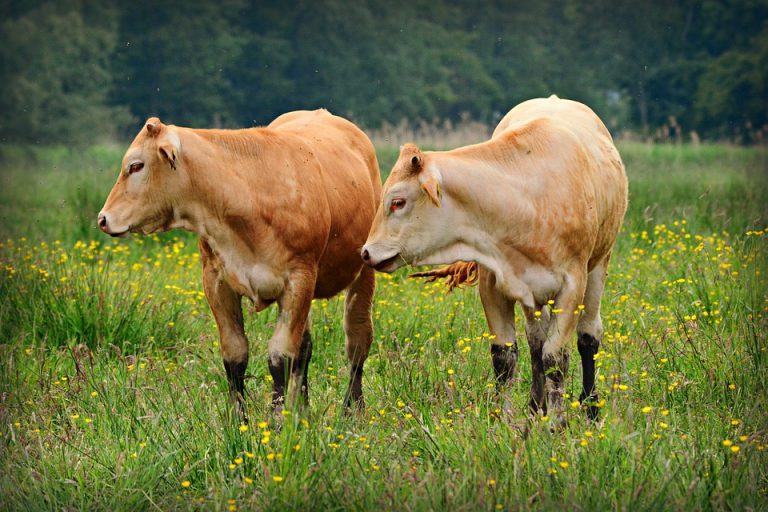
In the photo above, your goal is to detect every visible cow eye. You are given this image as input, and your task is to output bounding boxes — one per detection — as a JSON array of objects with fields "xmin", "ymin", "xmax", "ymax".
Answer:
[
  {"xmin": 389, "ymin": 198, "xmax": 406, "ymax": 213},
  {"xmin": 128, "ymin": 162, "xmax": 144, "ymax": 174}
]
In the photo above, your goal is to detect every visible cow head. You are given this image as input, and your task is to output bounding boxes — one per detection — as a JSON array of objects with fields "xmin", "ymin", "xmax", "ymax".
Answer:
[
  {"xmin": 362, "ymin": 143, "xmax": 455, "ymax": 272},
  {"xmin": 98, "ymin": 117, "xmax": 183, "ymax": 237}
]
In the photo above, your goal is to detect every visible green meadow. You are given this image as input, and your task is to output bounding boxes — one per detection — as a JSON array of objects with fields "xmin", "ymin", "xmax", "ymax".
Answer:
[{"xmin": 0, "ymin": 142, "xmax": 766, "ymax": 510}]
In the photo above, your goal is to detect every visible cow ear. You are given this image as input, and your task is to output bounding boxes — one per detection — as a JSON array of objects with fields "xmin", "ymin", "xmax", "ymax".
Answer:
[
  {"xmin": 158, "ymin": 144, "xmax": 178, "ymax": 170},
  {"xmin": 420, "ymin": 175, "xmax": 441, "ymax": 207},
  {"xmin": 156, "ymin": 128, "xmax": 181, "ymax": 170},
  {"xmin": 410, "ymin": 154, "xmax": 423, "ymax": 172}
]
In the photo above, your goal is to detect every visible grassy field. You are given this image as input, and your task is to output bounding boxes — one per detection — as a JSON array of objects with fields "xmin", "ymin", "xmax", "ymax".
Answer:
[{"xmin": 0, "ymin": 142, "xmax": 766, "ymax": 510}]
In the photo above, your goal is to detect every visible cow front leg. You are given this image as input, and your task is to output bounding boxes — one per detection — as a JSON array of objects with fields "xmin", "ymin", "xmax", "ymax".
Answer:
[
  {"xmin": 541, "ymin": 271, "xmax": 586, "ymax": 430},
  {"xmin": 542, "ymin": 349, "xmax": 570, "ymax": 430},
  {"xmin": 267, "ymin": 267, "xmax": 316, "ymax": 415},
  {"xmin": 479, "ymin": 269, "xmax": 518, "ymax": 415},
  {"xmin": 523, "ymin": 306, "xmax": 549, "ymax": 417},
  {"xmin": 201, "ymin": 241, "xmax": 249, "ymax": 420},
  {"xmin": 342, "ymin": 266, "xmax": 375, "ymax": 411}
]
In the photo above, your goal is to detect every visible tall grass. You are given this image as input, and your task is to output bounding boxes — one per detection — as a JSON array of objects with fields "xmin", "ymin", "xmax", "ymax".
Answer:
[{"xmin": 0, "ymin": 142, "xmax": 766, "ymax": 510}]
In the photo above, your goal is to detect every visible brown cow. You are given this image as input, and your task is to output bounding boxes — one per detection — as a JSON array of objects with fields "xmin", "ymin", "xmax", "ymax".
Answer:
[
  {"xmin": 98, "ymin": 109, "xmax": 382, "ymax": 415},
  {"xmin": 362, "ymin": 96, "xmax": 628, "ymax": 427}
]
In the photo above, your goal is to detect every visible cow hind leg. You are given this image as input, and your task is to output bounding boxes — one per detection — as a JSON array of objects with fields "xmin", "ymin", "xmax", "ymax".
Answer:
[
  {"xmin": 201, "ymin": 241, "xmax": 249, "ymax": 421},
  {"xmin": 297, "ymin": 324, "xmax": 313, "ymax": 405},
  {"xmin": 479, "ymin": 270, "xmax": 518, "ymax": 414},
  {"xmin": 342, "ymin": 266, "xmax": 375, "ymax": 412},
  {"xmin": 577, "ymin": 256, "xmax": 609, "ymax": 420}
]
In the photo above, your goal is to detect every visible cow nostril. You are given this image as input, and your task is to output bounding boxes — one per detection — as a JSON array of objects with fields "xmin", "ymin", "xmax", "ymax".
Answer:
[
  {"xmin": 98, "ymin": 215, "xmax": 107, "ymax": 228},
  {"xmin": 362, "ymin": 249, "xmax": 370, "ymax": 261}
]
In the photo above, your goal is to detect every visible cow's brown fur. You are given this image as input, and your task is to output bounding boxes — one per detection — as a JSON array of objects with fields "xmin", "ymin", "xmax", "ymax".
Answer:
[
  {"xmin": 99, "ymin": 109, "xmax": 382, "ymax": 414},
  {"xmin": 363, "ymin": 96, "xmax": 628, "ymax": 427}
]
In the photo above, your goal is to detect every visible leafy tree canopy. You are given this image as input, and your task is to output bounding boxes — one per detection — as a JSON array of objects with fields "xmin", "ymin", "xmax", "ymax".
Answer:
[{"xmin": 1, "ymin": 0, "xmax": 766, "ymax": 145}]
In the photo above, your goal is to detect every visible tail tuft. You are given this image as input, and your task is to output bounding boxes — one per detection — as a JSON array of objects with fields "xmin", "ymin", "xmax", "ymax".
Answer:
[{"xmin": 409, "ymin": 262, "xmax": 479, "ymax": 292}]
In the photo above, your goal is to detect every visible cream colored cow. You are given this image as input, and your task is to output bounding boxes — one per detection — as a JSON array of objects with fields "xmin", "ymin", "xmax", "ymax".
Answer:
[
  {"xmin": 99, "ymin": 110, "xmax": 382, "ymax": 415},
  {"xmin": 362, "ymin": 96, "xmax": 628, "ymax": 426}
]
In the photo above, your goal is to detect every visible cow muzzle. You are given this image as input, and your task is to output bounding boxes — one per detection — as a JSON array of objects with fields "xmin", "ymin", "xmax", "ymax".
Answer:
[
  {"xmin": 361, "ymin": 245, "xmax": 402, "ymax": 272},
  {"xmin": 97, "ymin": 212, "xmax": 129, "ymax": 237}
]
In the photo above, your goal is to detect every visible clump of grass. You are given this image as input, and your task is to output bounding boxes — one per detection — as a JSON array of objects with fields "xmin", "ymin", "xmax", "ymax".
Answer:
[
  {"xmin": 620, "ymin": 142, "xmax": 768, "ymax": 233},
  {"xmin": 0, "ymin": 237, "xmax": 208, "ymax": 353}
]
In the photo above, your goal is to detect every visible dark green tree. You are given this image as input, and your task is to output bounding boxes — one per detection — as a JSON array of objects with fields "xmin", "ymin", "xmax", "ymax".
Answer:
[
  {"xmin": 695, "ymin": 26, "xmax": 768, "ymax": 141},
  {"xmin": 111, "ymin": 0, "xmax": 246, "ymax": 131},
  {"xmin": 0, "ymin": 0, "xmax": 131, "ymax": 145}
]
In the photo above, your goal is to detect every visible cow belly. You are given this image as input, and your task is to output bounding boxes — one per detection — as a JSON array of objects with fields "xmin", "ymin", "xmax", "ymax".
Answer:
[
  {"xmin": 313, "ymin": 201, "xmax": 375, "ymax": 298},
  {"xmin": 224, "ymin": 263, "xmax": 284, "ymax": 308},
  {"xmin": 521, "ymin": 265, "xmax": 564, "ymax": 305},
  {"xmin": 314, "ymin": 253, "xmax": 364, "ymax": 298}
]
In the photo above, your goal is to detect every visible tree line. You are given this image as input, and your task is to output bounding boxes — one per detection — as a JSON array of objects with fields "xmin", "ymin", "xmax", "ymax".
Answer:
[{"xmin": 1, "ymin": 0, "xmax": 766, "ymax": 145}]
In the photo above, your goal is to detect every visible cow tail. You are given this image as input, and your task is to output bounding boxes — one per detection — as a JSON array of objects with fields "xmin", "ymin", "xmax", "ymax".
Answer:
[{"xmin": 409, "ymin": 262, "xmax": 479, "ymax": 292}]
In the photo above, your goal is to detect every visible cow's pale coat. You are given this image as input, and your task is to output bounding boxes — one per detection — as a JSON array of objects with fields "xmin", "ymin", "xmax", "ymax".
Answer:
[{"xmin": 362, "ymin": 96, "xmax": 628, "ymax": 425}]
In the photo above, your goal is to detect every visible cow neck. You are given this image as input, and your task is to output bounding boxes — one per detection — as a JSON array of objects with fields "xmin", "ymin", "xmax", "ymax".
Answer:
[
  {"xmin": 429, "ymin": 145, "xmax": 538, "ymax": 252},
  {"xmin": 171, "ymin": 127, "xmax": 261, "ymax": 256}
]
